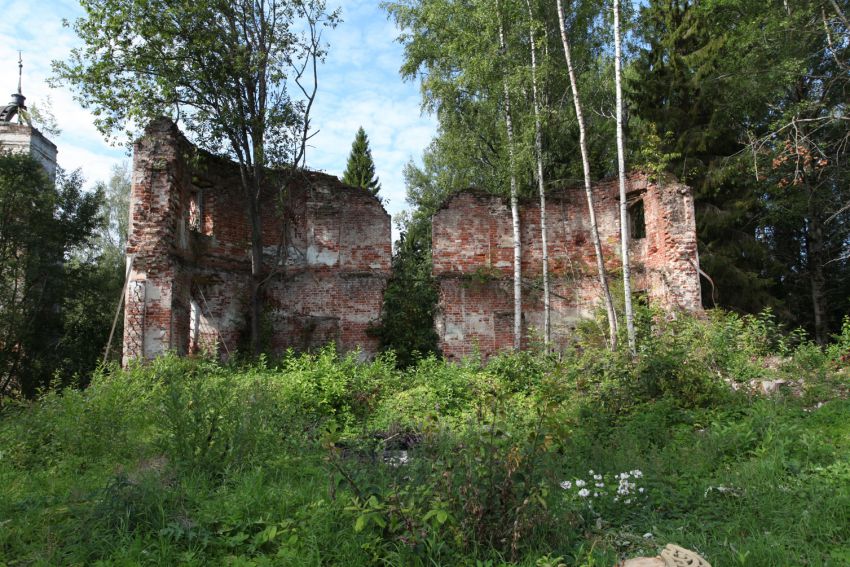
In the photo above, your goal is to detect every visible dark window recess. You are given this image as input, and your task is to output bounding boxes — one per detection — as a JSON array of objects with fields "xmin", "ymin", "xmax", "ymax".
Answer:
[
  {"xmin": 188, "ymin": 189, "xmax": 203, "ymax": 232},
  {"xmin": 628, "ymin": 199, "xmax": 646, "ymax": 240}
]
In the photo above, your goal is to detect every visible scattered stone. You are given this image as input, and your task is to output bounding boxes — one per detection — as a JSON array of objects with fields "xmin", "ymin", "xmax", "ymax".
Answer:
[
  {"xmin": 703, "ymin": 485, "xmax": 741, "ymax": 498},
  {"xmin": 620, "ymin": 544, "xmax": 710, "ymax": 567},
  {"xmin": 660, "ymin": 544, "xmax": 711, "ymax": 566},
  {"xmin": 620, "ymin": 558, "xmax": 664, "ymax": 567},
  {"xmin": 759, "ymin": 379, "xmax": 789, "ymax": 395},
  {"xmin": 382, "ymin": 449, "xmax": 409, "ymax": 467}
]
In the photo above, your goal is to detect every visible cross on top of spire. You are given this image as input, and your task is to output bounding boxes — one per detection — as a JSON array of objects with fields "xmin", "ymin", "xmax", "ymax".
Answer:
[{"xmin": 1, "ymin": 52, "xmax": 27, "ymax": 122}]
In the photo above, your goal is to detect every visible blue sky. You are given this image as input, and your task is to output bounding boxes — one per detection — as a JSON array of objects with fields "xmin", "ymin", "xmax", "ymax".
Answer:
[{"xmin": 0, "ymin": 0, "xmax": 436, "ymax": 235}]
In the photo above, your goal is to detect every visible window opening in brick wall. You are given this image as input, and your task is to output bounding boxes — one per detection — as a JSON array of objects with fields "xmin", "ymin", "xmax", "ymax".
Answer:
[
  {"xmin": 628, "ymin": 199, "xmax": 646, "ymax": 240},
  {"xmin": 188, "ymin": 189, "xmax": 203, "ymax": 232},
  {"xmin": 189, "ymin": 297, "xmax": 200, "ymax": 353}
]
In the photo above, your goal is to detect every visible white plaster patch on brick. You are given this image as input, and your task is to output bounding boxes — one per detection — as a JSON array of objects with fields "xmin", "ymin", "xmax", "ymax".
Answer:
[
  {"xmin": 144, "ymin": 327, "xmax": 168, "ymax": 356},
  {"xmin": 443, "ymin": 321, "xmax": 465, "ymax": 342},
  {"xmin": 306, "ymin": 244, "xmax": 339, "ymax": 266},
  {"xmin": 123, "ymin": 119, "xmax": 391, "ymax": 363}
]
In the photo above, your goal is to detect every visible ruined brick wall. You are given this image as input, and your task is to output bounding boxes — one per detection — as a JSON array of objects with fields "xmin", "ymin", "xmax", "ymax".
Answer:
[
  {"xmin": 123, "ymin": 118, "xmax": 391, "ymax": 363},
  {"xmin": 432, "ymin": 173, "xmax": 702, "ymax": 359}
]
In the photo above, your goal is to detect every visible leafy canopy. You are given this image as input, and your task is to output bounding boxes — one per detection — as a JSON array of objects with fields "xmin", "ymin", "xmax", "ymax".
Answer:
[
  {"xmin": 53, "ymin": 0, "xmax": 338, "ymax": 168},
  {"xmin": 0, "ymin": 154, "xmax": 101, "ymax": 398}
]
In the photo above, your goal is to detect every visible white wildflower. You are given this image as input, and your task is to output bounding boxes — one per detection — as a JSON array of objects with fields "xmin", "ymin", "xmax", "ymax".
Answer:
[
  {"xmin": 578, "ymin": 488, "xmax": 590, "ymax": 498},
  {"xmin": 560, "ymin": 480, "xmax": 572, "ymax": 490},
  {"xmin": 575, "ymin": 479, "xmax": 586, "ymax": 487},
  {"xmin": 595, "ymin": 482, "xmax": 605, "ymax": 488},
  {"xmin": 704, "ymin": 485, "xmax": 739, "ymax": 498}
]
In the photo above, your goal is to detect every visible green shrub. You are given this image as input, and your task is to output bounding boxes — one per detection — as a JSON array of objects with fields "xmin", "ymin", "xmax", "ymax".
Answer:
[
  {"xmin": 1, "ymin": 310, "xmax": 848, "ymax": 565},
  {"xmin": 335, "ymin": 390, "xmax": 567, "ymax": 563},
  {"xmin": 369, "ymin": 356, "xmax": 491, "ymax": 430}
]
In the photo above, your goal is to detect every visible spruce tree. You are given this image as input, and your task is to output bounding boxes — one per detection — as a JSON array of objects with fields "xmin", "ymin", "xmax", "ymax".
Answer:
[{"xmin": 342, "ymin": 127, "xmax": 381, "ymax": 197}]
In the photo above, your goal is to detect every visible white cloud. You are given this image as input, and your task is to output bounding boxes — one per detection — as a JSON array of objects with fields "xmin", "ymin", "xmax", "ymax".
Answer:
[
  {"xmin": 0, "ymin": 1, "xmax": 125, "ymax": 188},
  {"xmin": 58, "ymin": 144, "xmax": 127, "ymax": 187},
  {"xmin": 306, "ymin": 1, "xmax": 436, "ymax": 240}
]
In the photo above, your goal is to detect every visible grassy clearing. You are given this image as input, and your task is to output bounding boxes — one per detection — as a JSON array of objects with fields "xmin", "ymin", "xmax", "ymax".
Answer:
[{"xmin": 1, "ymin": 310, "xmax": 848, "ymax": 566}]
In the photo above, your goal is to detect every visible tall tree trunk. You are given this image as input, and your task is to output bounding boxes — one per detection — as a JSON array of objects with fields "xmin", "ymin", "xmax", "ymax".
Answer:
[
  {"xmin": 238, "ymin": 162, "xmax": 265, "ymax": 357},
  {"xmin": 525, "ymin": 0, "xmax": 550, "ymax": 345},
  {"xmin": 807, "ymin": 195, "xmax": 828, "ymax": 344},
  {"xmin": 248, "ymin": 196, "xmax": 264, "ymax": 356},
  {"xmin": 614, "ymin": 0, "xmax": 636, "ymax": 355},
  {"xmin": 498, "ymin": 12, "xmax": 523, "ymax": 351},
  {"xmin": 556, "ymin": 0, "xmax": 618, "ymax": 350}
]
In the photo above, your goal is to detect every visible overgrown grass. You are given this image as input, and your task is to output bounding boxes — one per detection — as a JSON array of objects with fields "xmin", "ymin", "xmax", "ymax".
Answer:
[{"xmin": 1, "ymin": 310, "xmax": 848, "ymax": 565}]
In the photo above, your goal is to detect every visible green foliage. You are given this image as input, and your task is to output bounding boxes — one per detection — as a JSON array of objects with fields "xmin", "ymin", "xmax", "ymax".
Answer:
[
  {"xmin": 333, "ymin": 384, "xmax": 560, "ymax": 563},
  {"xmin": 629, "ymin": 121, "xmax": 680, "ymax": 179},
  {"xmin": 341, "ymin": 126, "xmax": 381, "ymax": 197},
  {"xmin": 385, "ymin": 0, "xmax": 619, "ymax": 206},
  {"xmin": 58, "ymin": 162, "xmax": 132, "ymax": 380},
  {"xmin": 0, "ymin": 154, "xmax": 102, "ymax": 399},
  {"xmin": 628, "ymin": 0, "xmax": 850, "ymax": 340},
  {"xmin": 372, "ymin": 219, "xmax": 441, "ymax": 368},
  {"xmin": 1, "ymin": 312, "xmax": 849, "ymax": 564},
  {"xmin": 372, "ymin": 154, "xmax": 446, "ymax": 368},
  {"xmin": 25, "ymin": 95, "xmax": 62, "ymax": 137},
  {"xmin": 53, "ymin": 0, "xmax": 338, "ymax": 164}
]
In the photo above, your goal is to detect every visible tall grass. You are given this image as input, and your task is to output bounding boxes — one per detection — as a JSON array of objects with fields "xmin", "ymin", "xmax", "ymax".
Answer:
[{"xmin": 0, "ymin": 311, "xmax": 848, "ymax": 565}]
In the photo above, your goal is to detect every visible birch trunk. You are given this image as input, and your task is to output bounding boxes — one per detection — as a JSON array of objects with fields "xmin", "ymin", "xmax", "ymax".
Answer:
[
  {"xmin": 525, "ymin": 0, "xmax": 550, "ymax": 345},
  {"xmin": 614, "ymin": 0, "xmax": 636, "ymax": 354},
  {"xmin": 498, "ymin": 13, "xmax": 523, "ymax": 351},
  {"xmin": 556, "ymin": 0, "xmax": 618, "ymax": 349}
]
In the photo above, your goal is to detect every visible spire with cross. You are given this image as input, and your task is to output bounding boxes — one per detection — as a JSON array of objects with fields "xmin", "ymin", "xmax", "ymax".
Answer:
[{"xmin": 1, "ymin": 52, "xmax": 27, "ymax": 122}]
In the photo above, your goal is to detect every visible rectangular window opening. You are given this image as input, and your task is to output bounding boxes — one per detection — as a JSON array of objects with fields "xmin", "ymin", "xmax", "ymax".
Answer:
[
  {"xmin": 188, "ymin": 189, "xmax": 203, "ymax": 233},
  {"xmin": 628, "ymin": 199, "xmax": 646, "ymax": 240},
  {"xmin": 189, "ymin": 298, "xmax": 201, "ymax": 354}
]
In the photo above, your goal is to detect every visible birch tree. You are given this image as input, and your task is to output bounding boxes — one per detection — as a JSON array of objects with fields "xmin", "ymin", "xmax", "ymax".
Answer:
[
  {"xmin": 613, "ymin": 0, "xmax": 636, "ymax": 354},
  {"xmin": 525, "ymin": 0, "xmax": 550, "ymax": 345},
  {"xmin": 387, "ymin": 0, "xmax": 527, "ymax": 350},
  {"xmin": 498, "ymin": 1, "xmax": 523, "ymax": 351},
  {"xmin": 556, "ymin": 0, "xmax": 618, "ymax": 349}
]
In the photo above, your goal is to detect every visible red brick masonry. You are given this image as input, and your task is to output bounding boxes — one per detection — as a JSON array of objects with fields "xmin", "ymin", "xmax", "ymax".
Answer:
[
  {"xmin": 123, "ymin": 120, "xmax": 700, "ymax": 363},
  {"xmin": 432, "ymin": 175, "xmax": 702, "ymax": 359},
  {"xmin": 123, "ymin": 119, "xmax": 391, "ymax": 363}
]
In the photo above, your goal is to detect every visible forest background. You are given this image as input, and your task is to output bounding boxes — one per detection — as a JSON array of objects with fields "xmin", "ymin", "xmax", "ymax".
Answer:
[
  {"xmin": 1, "ymin": 1, "xmax": 850, "ymax": 565},
  {"xmin": 1, "ymin": 0, "xmax": 849, "ymax": 393}
]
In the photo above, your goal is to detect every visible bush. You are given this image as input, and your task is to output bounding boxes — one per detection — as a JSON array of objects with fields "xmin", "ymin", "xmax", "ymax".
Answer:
[
  {"xmin": 2, "ymin": 307, "xmax": 848, "ymax": 565},
  {"xmin": 334, "ymin": 389, "xmax": 566, "ymax": 563}
]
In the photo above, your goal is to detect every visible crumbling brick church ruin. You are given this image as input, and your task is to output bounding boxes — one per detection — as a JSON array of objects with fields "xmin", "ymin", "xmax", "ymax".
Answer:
[
  {"xmin": 432, "ymin": 175, "xmax": 703, "ymax": 359},
  {"xmin": 122, "ymin": 119, "xmax": 391, "ymax": 363},
  {"xmin": 122, "ymin": 120, "xmax": 701, "ymax": 363}
]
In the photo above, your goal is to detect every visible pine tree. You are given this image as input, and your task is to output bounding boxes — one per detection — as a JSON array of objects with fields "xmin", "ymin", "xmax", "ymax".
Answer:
[{"xmin": 342, "ymin": 127, "xmax": 381, "ymax": 197}]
